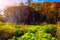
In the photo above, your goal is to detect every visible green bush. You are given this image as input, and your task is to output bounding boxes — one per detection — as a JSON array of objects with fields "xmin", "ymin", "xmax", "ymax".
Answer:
[
  {"xmin": 15, "ymin": 28, "xmax": 23, "ymax": 37},
  {"xmin": 9, "ymin": 25, "xmax": 56, "ymax": 40},
  {"xmin": 0, "ymin": 23, "xmax": 16, "ymax": 39}
]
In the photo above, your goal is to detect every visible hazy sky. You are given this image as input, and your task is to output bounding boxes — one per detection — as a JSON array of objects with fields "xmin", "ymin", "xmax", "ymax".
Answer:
[
  {"xmin": 0, "ymin": 0, "xmax": 60, "ymax": 10},
  {"xmin": 0, "ymin": 0, "xmax": 27, "ymax": 10},
  {"xmin": 0, "ymin": 0, "xmax": 27, "ymax": 15},
  {"xmin": 0, "ymin": 0, "xmax": 43, "ymax": 9}
]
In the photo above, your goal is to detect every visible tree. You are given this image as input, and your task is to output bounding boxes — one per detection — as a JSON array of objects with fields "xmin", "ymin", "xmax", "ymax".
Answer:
[
  {"xmin": 50, "ymin": 2, "xmax": 57, "ymax": 23},
  {"xmin": 4, "ymin": 6, "xmax": 28, "ymax": 24},
  {"xmin": 0, "ymin": 14, "xmax": 4, "ymax": 22},
  {"xmin": 4, "ymin": 5, "xmax": 40, "ymax": 24},
  {"xmin": 18, "ymin": 2, "xmax": 25, "ymax": 7},
  {"xmin": 27, "ymin": 0, "xmax": 32, "ymax": 6}
]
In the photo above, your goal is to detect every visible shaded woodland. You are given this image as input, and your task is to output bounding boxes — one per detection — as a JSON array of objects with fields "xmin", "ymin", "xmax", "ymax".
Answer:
[{"xmin": 1, "ymin": 2, "xmax": 60, "ymax": 24}]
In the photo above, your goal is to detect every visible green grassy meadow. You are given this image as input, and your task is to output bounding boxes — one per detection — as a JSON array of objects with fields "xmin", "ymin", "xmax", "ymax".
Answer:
[{"xmin": 0, "ymin": 22, "xmax": 59, "ymax": 40}]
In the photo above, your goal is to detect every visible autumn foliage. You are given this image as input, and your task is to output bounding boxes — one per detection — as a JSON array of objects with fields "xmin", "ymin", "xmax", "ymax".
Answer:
[{"xmin": 3, "ymin": 2, "xmax": 60, "ymax": 24}]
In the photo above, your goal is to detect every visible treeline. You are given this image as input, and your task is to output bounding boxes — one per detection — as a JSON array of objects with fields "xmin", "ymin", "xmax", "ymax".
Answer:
[
  {"xmin": 0, "ymin": 2, "xmax": 60, "ymax": 24},
  {"xmin": 29, "ymin": 2, "xmax": 60, "ymax": 22},
  {"xmin": 29, "ymin": 2, "xmax": 59, "ymax": 23}
]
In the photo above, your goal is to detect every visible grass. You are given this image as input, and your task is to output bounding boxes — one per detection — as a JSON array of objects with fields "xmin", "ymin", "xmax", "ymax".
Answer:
[{"xmin": 0, "ymin": 22, "xmax": 59, "ymax": 40}]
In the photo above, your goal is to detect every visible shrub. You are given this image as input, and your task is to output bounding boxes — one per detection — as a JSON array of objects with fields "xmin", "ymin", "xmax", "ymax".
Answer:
[
  {"xmin": 15, "ymin": 28, "xmax": 23, "ymax": 37},
  {"xmin": 0, "ymin": 23, "xmax": 16, "ymax": 40},
  {"xmin": 9, "ymin": 25, "xmax": 56, "ymax": 40},
  {"xmin": 56, "ymin": 26, "xmax": 60, "ymax": 40}
]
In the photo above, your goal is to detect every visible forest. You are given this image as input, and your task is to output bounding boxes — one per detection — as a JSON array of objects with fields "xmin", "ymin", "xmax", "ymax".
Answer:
[{"xmin": 0, "ymin": 1, "xmax": 60, "ymax": 40}]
